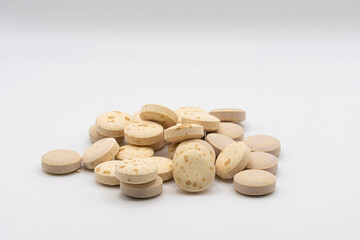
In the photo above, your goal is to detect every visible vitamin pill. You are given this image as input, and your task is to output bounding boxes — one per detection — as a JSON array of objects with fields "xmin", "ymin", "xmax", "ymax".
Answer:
[
  {"xmin": 246, "ymin": 152, "xmax": 278, "ymax": 175},
  {"xmin": 209, "ymin": 108, "xmax": 246, "ymax": 123},
  {"xmin": 214, "ymin": 122, "xmax": 244, "ymax": 141},
  {"xmin": 132, "ymin": 111, "xmax": 143, "ymax": 123},
  {"xmin": 94, "ymin": 160, "xmax": 121, "ymax": 185},
  {"xmin": 89, "ymin": 125, "xmax": 123, "ymax": 144},
  {"xmin": 96, "ymin": 111, "xmax": 132, "ymax": 137},
  {"xmin": 164, "ymin": 124, "xmax": 204, "ymax": 143},
  {"xmin": 139, "ymin": 104, "xmax": 178, "ymax": 128},
  {"xmin": 215, "ymin": 142, "xmax": 251, "ymax": 179},
  {"xmin": 145, "ymin": 137, "xmax": 167, "ymax": 151},
  {"xmin": 115, "ymin": 158, "xmax": 158, "ymax": 184},
  {"xmin": 41, "ymin": 149, "xmax": 81, "ymax": 174},
  {"xmin": 168, "ymin": 142, "xmax": 179, "ymax": 159},
  {"xmin": 175, "ymin": 106, "xmax": 207, "ymax": 123},
  {"xmin": 115, "ymin": 145, "xmax": 154, "ymax": 160},
  {"xmin": 150, "ymin": 157, "xmax": 174, "ymax": 181},
  {"xmin": 234, "ymin": 170, "xmax": 276, "ymax": 196},
  {"xmin": 82, "ymin": 138, "xmax": 120, "ymax": 169},
  {"xmin": 175, "ymin": 139, "xmax": 215, "ymax": 163},
  {"xmin": 205, "ymin": 133, "xmax": 236, "ymax": 156},
  {"xmin": 120, "ymin": 176, "xmax": 163, "ymax": 199},
  {"xmin": 243, "ymin": 135, "xmax": 281, "ymax": 157},
  {"xmin": 182, "ymin": 113, "xmax": 220, "ymax": 132},
  {"xmin": 124, "ymin": 121, "xmax": 164, "ymax": 146}
]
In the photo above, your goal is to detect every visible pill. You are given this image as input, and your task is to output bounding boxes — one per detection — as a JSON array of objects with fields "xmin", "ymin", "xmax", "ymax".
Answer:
[
  {"xmin": 139, "ymin": 104, "xmax": 178, "ymax": 128},
  {"xmin": 215, "ymin": 142, "xmax": 251, "ymax": 179},
  {"xmin": 132, "ymin": 111, "xmax": 143, "ymax": 123},
  {"xmin": 96, "ymin": 111, "xmax": 132, "ymax": 137},
  {"xmin": 82, "ymin": 138, "xmax": 120, "ymax": 169},
  {"xmin": 124, "ymin": 121, "xmax": 164, "ymax": 146},
  {"xmin": 243, "ymin": 135, "xmax": 281, "ymax": 157},
  {"xmin": 246, "ymin": 152, "xmax": 278, "ymax": 175},
  {"xmin": 214, "ymin": 122, "xmax": 244, "ymax": 141},
  {"xmin": 145, "ymin": 137, "xmax": 167, "ymax": 150},
  {"xmin": 94, "ymin": 160, "xmax": 122, "ymax": 185},
  {"xmin": 150, "ymin": 157, "xmax": 174, "ymax": 181},
  {"xmin": 164, "ymin": 123, "xmax": 204, "ymax": 143},
  {"xmin": 115, "ymin": 158, "xmax": 158, "ymax": 184},
  {"xmin": 115, "ymin": 145, "xmax": 154, "ymax": 160},
  {"xmin": 89, "ymin": 125, "xmax": 123, "ymax": 144},
  {"xmin": 168, "ymin": 142, "xmax": 179, "ymax": 159},
  {"xmin": 209, "ymin": 108, "xmax": 246, "ymax": 123},
  {"xmin": 175, "ymin": 106, "xmax": 207, "ymax": 123},
  {"xmin": 234, "ymin": 170, "xmax": 276, "ymax": 196},
  {"xmin": 205, "ymin": 133, "xmax": 236, "ymax": 156},
  {"xmin": 173, "ymin": 149, "xmax": 215, "ymax": 192},
  {"xmin": 41, "ymin": 149, "xmax": 81, "ymax": 174},
  {"xmin": 175, "ymin": 139, "xmax": 215, "ymax": 163},
  {"xmin": 182, "ymin": 113, "xmax": 220, "ymax": 132},
  {"xmin": 120, "ymin": 176, "xmax": 163, "ymax": 199}
]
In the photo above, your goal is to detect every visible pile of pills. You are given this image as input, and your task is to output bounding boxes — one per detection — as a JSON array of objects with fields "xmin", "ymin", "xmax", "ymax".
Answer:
[{"xmin": 41, "ymin": 104, "xmax": 281, "ymax": 198}]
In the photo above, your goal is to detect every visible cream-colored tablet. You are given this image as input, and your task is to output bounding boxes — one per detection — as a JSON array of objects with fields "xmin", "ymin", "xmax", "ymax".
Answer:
[
  {"xmin": 205, "ymin": 133, "xmax": 235, "ymax": 156},
  {"xmin": 173, "ymin": 149, "xmax": 215, "ymax": 192},
  {"xmin": 150, "ymin": 157, "xmax": 174, "ymax": 181},
  {"xmin": 209, "ymin": 108, "xmax": 246, "ymax": 123},
  {"xmin": 215, "ymin": 142, "xmax": 251, "ymax": 179},
  {"xmin": 234, "ymin": 170, "xmax": 276, "ymax": 196},
  {"xmin": 120, "ymin": 176, "xmax": 163, "ymax": 199},
  {"xmin": 164, "ymin": 124, "xmax": 204, "ymax": 143},
  {"xmin": 96, "ymin": 111, "xmax": 132, "ymax": 137},
  {"xmin": 82, "ymin": 138, "xmax": 120, "ymax": 169},
  {"xmin": 175, "ymin": 106, "xmax": 207, "ymax": 123},
  {"xmin": 243, "ymin": 135, "xmax": 281, "ymax": 157},
  {"xmin": 175, "ymin": 139, "xmax": 215, "ymax": 163},
  {"xmin": 214, "ymin": 122, "xmax": 244, "ymax": 141},
  {"xmin": 94, "ymin": 160, "xmax": 121, "ymax": 185},
  {"xmin": 89, "ymin": 125, "xmax": 123, "ymax": 144},
  {"xmin": 41, "ymin": 149, "xmax": 81, "ymax": 174},
  {"xmin": 168, "ymin": 142, "xmax": 179, "ymax": 159},
  {"xmin": 124, "ymin": 121, "xmax": 164, "ymax": 146},
  {"xmin": 145, "ymin": 137, "xmax": 167, "ymax": 150},
  {"xmin": 246, "ymin": 152, "xmax": 278, "ymax": 175},
  {"xmin": 115, "ymin": 158, "xmax": 158, "ymax": 184},
  {"xmin": 115, "ymin": 145, "xmax": 154, "ymax": 160},
  {"xmin": 132, "ymin": 111, "xmax": 143, "ymax": 123},
  {"xmin": 139, "ymin": 104, "xmax": 178, "ymax": 128},
  {"xmin": 182, "ymin": 113, "xmax": 220, "ymax": 132}
]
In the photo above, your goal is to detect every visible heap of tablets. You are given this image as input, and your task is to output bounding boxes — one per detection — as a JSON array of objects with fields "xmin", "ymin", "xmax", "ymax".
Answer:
[{"xmin": 41, "ymin": 104, "xmax": 281, "ymax": 198}]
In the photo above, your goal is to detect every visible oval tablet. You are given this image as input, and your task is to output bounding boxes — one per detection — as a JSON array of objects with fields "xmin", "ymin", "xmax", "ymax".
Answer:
[
  {"xmin": 82, "ymin": 138, "xmax": 120, "ymax": 169},
  {"xmin": 243, "ymin": 135, "xmax": 281, "ymax": 157},
  {"xmin": 175, "ymin": 106, "xmax": 207, "ymax": 123},
  {"xmin": 164, "ymin": 124, "xmax": 204, "ymax": 143},
  {"xmin": 209, "ymin": 108, "xmax": 246, "ymax": 123},
  {"xmin": 234, "ymin": 170, "xmax": 276, "ymax": 196},
  {"xmin": 94, "ymin": 160, "xmax": 122, "ymax": 185},
  {"xmin": 96, "ymin": 111, "xmax": 132, "ymax": 137},
  {"xmin": 120, "ymin": 176, "xmax": 163, "ymax": 199},
  {"xmin": 140, "ymin": 104, "xmax": 178, "ymax": 129},
  {"xmin": 115, "ymin": 158, "xmax": 158, "ymax": 184},
  {"xmin": 182, "ymin": 113, "xmax": 220, "ymax": 132},
  {"xmin": 175, "ymin": 139, "xmax": 215, "ymax": 163},
  {"xmin": 150, "ymin": 157, "xmax": 174, "ymax": 181},
  {"xmin": 41, "ymin": 149, "xmax": 81, "ymax": 174},
  {"xmin": 205, "ymin": 133, "xmax": 235, "ymax": 156},
  {"xmin": 89, "ymin": 125, "xmax": 123, "ymax": 144},
  {"xmin": 124, "ymin": 121, "xmax": 164, "ymax": 146},
  {"xmin": 115, "ymin": 145, "xmax": 154, "ymax": 160},
  {"xmin": 214, "ymin": 122, "xmax": 244, "ymax": 141},
  {"xmin": 246, "ymin": 152, "xmax": 278, "ymax": 175}
]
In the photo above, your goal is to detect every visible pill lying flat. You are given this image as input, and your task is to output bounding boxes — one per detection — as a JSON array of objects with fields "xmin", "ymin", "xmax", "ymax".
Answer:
[
  {"xmin": 181, "ymin": 113, "xmax": 220, "ymax": 132},
  {"xmin": 82, "ymin": 138, "xmax": 120, "ymax": 169},
  {"xmin": 115, "ymin": 158, "xmax": 158, "ymax": 184},
  {"xmin": 96, "ymin": 111, "xmax": 132, "ymax": 137},
  {"xmin": 164, "ymin": 124, "xmax": 204, "ymax": 143},
  {"xmin": 209, "ymin": 108, "xmax": 246, "ymax": 123},
  {"xmin": 115, "ymin": 145, "xmax": 154, "ymax": 160},
  {"xmin": 41, "ymin": 149, "xmax": 81, "ymax": 174},
  {"xmin": 175, "ymin": 106, "xmax": 207, "ymax": 123},
  {"xmin": 120, "ymin": 176, "xmax": 163, "ymax": 199},
  {"xmin": 150, "ymin": 157, "xmax": 174, "ymax": 181},
  {"xmin": 94, "ymin": 160, "xmax": 122, "ymax": 185},
  {"xmin": 89, "ymin": 125, "xmax": 123, "ymax": 144},
  {"xmin": 243, "ymin": 135, "xmax": 281, "ymax": 157},
  {"xmin": 124, "ymin": 121, "xmax": 164, "ymax": 146},
  {"xmin": 246, "ymin": 152, "xmax": 278, "ymax": 175},
  {"xmin": 234, "ymin": 170, "xmax": 276, "ymax": 196},
  {"xmin": 205, "ymin": 133, "xmax": 235, "ymax": 156},
  {"xmin": 214, "ymin": 122, "xmax": 244, "ymax": 141},
  {"xmin": 140, "ymin": 104, "xmax": 178, "ymax": 129}
]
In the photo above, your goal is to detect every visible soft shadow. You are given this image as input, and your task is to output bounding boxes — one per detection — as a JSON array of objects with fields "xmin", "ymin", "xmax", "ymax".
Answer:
[
  {"xmin": 215, "ymin": 175, "xmax": 233, "ymax": 183},
  {"xmin": 234, "ymin": 190, "xmax": 276, "ymax": 198},
  {"xmin": 118, "ymin": 192, "xmax": 162, "ymax": 201},
  {"xmin": 175, "ymin": 188, "xmax": 211, "ymax": 195}
]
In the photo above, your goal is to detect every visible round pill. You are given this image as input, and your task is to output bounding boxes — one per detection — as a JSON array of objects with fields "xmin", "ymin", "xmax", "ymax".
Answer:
[
  {"xmin": 175, "ymin": 139, "xmax": 215, "ymax": 163},
  {"xmin": 89, "ymin": 125, "xmax": 123, "ymax": 144},
  {"xmin": 150, "ymin": 157, "xmax": 174, "ymax": 181},
  {"xmin": 243, "ymin": 135, "xmax": 281, "ymax": 157},
  {"xmin": 144, "ymin": 136, "xmax": 167, "ymax": 150},
  {"xmin": 120, "ymin": 176, "xmax": 163, "ymax": 199},
  {"xmin": 234, "ymin": 170, "xmax": 276, "ymax": 196},
  {"xmin": 214, "ymin": 122, "xmax": 244, "ymax": 141},
  {"xmin": 115, "ymin": 158, "xmax": 158, "ymax": 184},
  {"xmin": 115, "ymin": 145, "xmax": 154, "ymax": 160},
  {"xmin": 139, "ymin": 104, "xmax": 178, "ymax": 129},
  {"xmin": 182, "ymin": 113, "xmax": 220, "ymax": 132},
  {"xmin": 132, "ymin": 111, "xmax": 143, "ymax": 123},
  {"xmin": 94, "ymin": 160, "xmax": 122, "ymax": 186},
  {"xmin": 124, "ymin": 121, "xmax": 164, "ymax": 146},
  {"xmin": 168, "ymin": 142, "xmax": 179, "ymax": 159},
  {"xmin": 96, "ymin": 111, "xmax": 132, "ymax": 137},
  {"xmin": 215, "ymin": 142, "xmax": 251, "ymax": 179},
  {"xmin": 164, "ymin": 123, "xmax": 204, "ymax": 143},
  {"xmin": 209, "ymin": 108, "xmax": 246, "ymax": 123},
  {"xmin": 41, "ymin": 149, "xmax": 81, "ymax": 174},
  {"xmin": 246, "ymin": 152, "xmax": 278, "ymax": 175},
  {"xmin": 82, "ymin": 138, "xmax": 120, "ymax": 169},
  {"xmin": 205, "ymin": 133, "xmax": 236, "ymax": 156},
  {"xmin": 175, "ymin": 106, "xmax": 207, "ymax": 123}
]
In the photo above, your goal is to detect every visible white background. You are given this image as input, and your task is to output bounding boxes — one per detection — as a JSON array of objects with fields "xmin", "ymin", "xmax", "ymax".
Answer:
[{"xmin": 1, "ymin": 0, "xmax": 360, "ymax": 239}]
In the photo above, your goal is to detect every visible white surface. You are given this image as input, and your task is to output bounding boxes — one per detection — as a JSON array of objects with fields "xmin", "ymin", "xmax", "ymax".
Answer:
[{"xmin": 1, "ymin": 0, "xmax": 360, "ymax": 239}]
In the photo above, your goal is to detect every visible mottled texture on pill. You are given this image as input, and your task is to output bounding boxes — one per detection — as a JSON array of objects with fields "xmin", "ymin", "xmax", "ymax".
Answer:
[
  {"xmin": 89, "ymin": 124, "xmax": 123, "ymax": 144},
  {"xmin": 124, "ymin": 121, "xmax": 164, "ymax": 146},
  {"xmin": 115, "ymin": 158, "xmax": 158, "ymax": 184},
  {"xmin": 181, "ymin": 113, "xmax": 220, "ymax": 132},
  {"xmin": 175, "ymin": 106, "xmax": 207, "ymax": 123},
  {"xmin": 164, "ymin": 123, "xmax": 204, "ymax": 143},
  {"xmin": 94, "ymin": 160, "xmax": 122, "ymax": 186},
  {"xmin": 150, "ymin": 157, "xmax": 174, "ymax": 181},
  {"xmin": 115, "ymin": 145, "xmax": 154, "ymax": 160},
  {"xmin": 140, "ymin": 104, "xmax": 178, "ymax": 128},
  {"xmin": 96, "ymin": 111, "xmax": 132, "ymax": 137}
]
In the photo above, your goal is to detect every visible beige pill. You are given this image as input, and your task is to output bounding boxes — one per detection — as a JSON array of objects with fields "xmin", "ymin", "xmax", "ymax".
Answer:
[
  {"xmin": 209, "ymin": 108, "xmax": 246, "ymax": 123},
  {"xmin": 124, "ymin": 121, "xmax": 164, "ymax": 146},
  {"xmin": 234, "ymin": 170, "xmax": 276, "ymax": 196},
  {"xmin": 132, "ymin": 111, "xmax": 143, "ymax": 123},
  {"xmin": 243, "ymin": 135, "xmax": 281, "ymax": 157},
  {"xmin": 94, "ymin": 160, "xmax": 121, "ymax": 185},
  {"xmin": 115, "ymin": 158, "xmax": 158, "ymax": 184},
  {"xmin": 115, "ymin": 145, "xmax": 154, "ymax": 160},
  {"xmin": 168, "ymin": 142, "xmax": 179, "ymax": 159},
  {"xmin": 214, "ymin": 122, "xmax": 244, "ymax": 141},
  {"xmin": 175, "ymin": 139, "xmax": 215, "ymax": 163},
  {"xmin": 89, "ymin": 125, "xmax": 123, "ymax": 144},
  {"xmin": 215, "ymin": 142, "xmax": 251, "ymax": 179},
  {"xmin": 150, "ymin": 157, "xmax": 174, "ymax": 181},
  {"xmin": 246, "ymin": 152, "xmax": 278, "ymax": 175},
  {"xmin": 182, "ymin": 113, "xmax": 220, "ymax": 132},
  {"xmin": 96, "ymin": 111, "xmax": 132, "ymax": 137},
  {"xmin": 82, "ymin": 138, "xmax": 120, "ymax": 169},
  {"xmin": 145, "ymin": 137, "xmax": 167, "ymax": 150},
  {"xmin": 139, "ymin": 104, "xmax": 178, "ymax": 128},
  {"xmin": 173, "ymin": 149, "xmax": 215, "ymax": 192},
  {"xmin": 41, "ymin": 149, "xmax": 81, "ymax": 174},
  {"xmin": 175, "ymin": 106, "xmax": 207, "ymax": 123},
  {"xmin": 164, "ymin": 124, "xmax": 204, "ymax": 143},
  {"xmin": 205, "ymin": 133, "xmax": 236, "ymax": 156},
  {"xmin": 120, "ymin": 176, "xmax": 163, "ymax": 199}
]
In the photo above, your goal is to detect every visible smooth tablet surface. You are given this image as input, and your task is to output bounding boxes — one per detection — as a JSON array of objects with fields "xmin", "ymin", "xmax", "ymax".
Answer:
[
  {"xmin": 175, "ymin": 139, "xmax": 215, "ymax": 163},
  {"xmin": 164, "ymin": 123, "xmax": 204, "ymax": 143},
  {"xmin": 150, "ymin": 157, "xmax": 174, "ymax": 181},
  {"xmin": 94, "ymin": 160, "xmax": 122, "ymax": 185},
  {"xmin": 234, "ymin": 170, "xmax": 276, "ymax": 196},
  {"xmin": 120, "ymin": 176, "xmax": 163, "ymax": 199},
  {"xmin": 215, "ymin": 142, "xmax": 251, "ymax": 179},
  {"xmin": 182, "ymin": 113, "xmax": 220, "ymax": 132},
  {"xmin": 145, "ymin": 137, "xmax": 167, "ymax": 150},
  {"xmin": 175, "ymin": 106, "xmax": 207, "ymax": 123},
  {"xmin": 131, "ymin": 111, "xmax": 143, "ymax": 123},
  {"xmin": 246, "ymin": 152, "xmax": 278, "ymax": 175},
  {"xmin": 41, "ymin": 149, "xmax": 81, "ymax": 174},
  {"xmin": 82, "ymin": 138, "xmax": 120, "ymax": 169},
  {"xmin": 96, "ymin": 111, "xmax": 132, "ymax": 137},
  {"xmin": 209, "ymin": 108, "xmax": 246, "ymax": 123},
  {"xmin": 115, "ymin": 158, "xmax": 158, "ymax": 184},
  {"xmin": 214, "ymin": 122, "xmax": 244, "ymax": 141},
  {"xmin": 140, "ymin": 104, "xmax": 178, "ymax": 128},
  {"xmin": 115, "ymin": 145, "xmax": 154, "ymax": 160},
  {"xmin": 89, "ymin": 124, "xmax": 123, "ymax": 144},
  {"xmin": 205, "ymin": 133, "xmax": 235, "ymax": 156},
  {"xmin": 124, "ymin": 121, "xmax": 164, "ymax": 146},
  {"xmin": 243, "ymin": 135, "xmax": 281, "ymax": 157}
]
